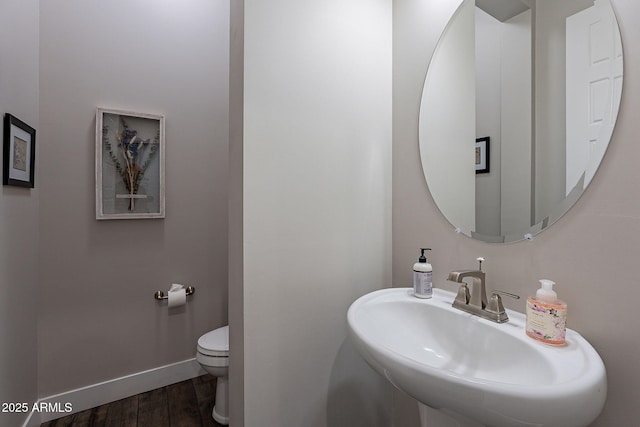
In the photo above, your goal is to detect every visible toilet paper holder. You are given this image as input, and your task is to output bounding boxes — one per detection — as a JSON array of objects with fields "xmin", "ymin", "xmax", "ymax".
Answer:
[{"xmin": 154, "ymin": 286, "xmax": 196, "ymax": 300}]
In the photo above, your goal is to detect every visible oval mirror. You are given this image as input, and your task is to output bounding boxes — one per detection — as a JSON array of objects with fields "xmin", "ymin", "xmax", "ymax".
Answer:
[{"xmin": 419, "ymin": 0, "xmax": 623, "ymax": 243}]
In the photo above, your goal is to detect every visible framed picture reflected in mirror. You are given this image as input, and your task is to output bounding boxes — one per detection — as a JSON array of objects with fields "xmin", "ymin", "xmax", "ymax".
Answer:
[{"xmin": 475, "ymin": 136, "xmax": 490, "ymax": 174}]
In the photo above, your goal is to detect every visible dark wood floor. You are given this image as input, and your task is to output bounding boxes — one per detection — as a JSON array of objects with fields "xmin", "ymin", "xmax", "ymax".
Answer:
[{"xmin": 41, "ymin": 375, "xmax": 224, "ymax": 427}]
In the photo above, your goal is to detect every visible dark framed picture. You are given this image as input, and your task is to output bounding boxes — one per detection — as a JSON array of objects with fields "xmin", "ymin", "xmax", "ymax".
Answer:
[
  {"xmin": 475, "ymin": 137, "xmax": 490, "ymax": 174},
  {"xmin": 3, "ymin": 113, "xmax": 36, "ymax": 188}
]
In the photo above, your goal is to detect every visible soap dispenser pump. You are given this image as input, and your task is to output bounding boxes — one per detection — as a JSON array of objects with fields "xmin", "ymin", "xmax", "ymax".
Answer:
[{"xmin": 413, "ymin": 248, "xmax": 433, "ymax": 299}]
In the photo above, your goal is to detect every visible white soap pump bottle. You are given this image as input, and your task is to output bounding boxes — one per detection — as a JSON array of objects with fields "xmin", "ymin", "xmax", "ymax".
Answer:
[{"xmin": 413, "ymin": 248, "xmax": 433, "ymax": 298}]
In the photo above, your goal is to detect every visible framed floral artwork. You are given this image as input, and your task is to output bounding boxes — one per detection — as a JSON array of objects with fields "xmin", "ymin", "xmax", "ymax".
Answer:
[
  {"xmin": 3, "ymin": 113, "xmax": 36, "ymax": 188},
  {"xmin": 96, "ymin": 108, "xmax": 165, "ymax": 219}
]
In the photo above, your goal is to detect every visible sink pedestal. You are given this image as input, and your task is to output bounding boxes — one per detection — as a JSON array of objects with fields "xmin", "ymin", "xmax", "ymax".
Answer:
[{"xmin": 418, "ymin": 404, "xmax": 484, "ymax": 427}]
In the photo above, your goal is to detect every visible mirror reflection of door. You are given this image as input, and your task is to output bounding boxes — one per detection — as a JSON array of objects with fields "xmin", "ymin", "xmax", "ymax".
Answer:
[{"xmin": 566, "ymin": 0, "xmax": 623, "ymax": 195}]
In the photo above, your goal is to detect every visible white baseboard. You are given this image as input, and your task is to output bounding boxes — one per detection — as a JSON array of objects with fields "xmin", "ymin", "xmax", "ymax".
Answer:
[{"xmin": 24, "ymin": 358, "xmax": 206, "ymax": 426}]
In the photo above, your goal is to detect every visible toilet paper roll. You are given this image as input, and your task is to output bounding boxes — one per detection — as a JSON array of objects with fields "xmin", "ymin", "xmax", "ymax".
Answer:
[{"xmin": 168, "ymin": 284, "xmax": 186, "ymax": 308}]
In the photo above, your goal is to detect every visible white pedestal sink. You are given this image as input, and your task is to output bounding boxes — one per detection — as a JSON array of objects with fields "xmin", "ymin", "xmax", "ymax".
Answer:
[{"xmin": 347, "ymin": 288, "xmax": 607, "ymax": 427}]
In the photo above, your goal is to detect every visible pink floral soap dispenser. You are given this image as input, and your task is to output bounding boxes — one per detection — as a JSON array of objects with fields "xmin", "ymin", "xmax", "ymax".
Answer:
[{"xmin": 525, "ymin": 279, "xmax": 567, "ymax": 345}]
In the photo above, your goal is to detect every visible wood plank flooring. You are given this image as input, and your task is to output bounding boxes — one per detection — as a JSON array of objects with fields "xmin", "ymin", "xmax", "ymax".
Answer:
[{"xmin": 41, "ymin": 375, "xmax": 224, "ymax": 427}]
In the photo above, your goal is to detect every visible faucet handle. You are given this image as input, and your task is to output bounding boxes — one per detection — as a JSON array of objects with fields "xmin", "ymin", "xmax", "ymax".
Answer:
[
  {"xmin": 491, "ymin": 290, "xmax": 520, "ymax": 300},
  {"xmin": 486, "ymin": 290, "xmax": 520, "ymax": 318}
]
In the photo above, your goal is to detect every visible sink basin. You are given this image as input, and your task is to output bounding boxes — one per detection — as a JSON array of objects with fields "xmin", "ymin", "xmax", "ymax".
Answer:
[{"xmin": 347, "ymin": 287, "xmax": 607, "ymax": 427}]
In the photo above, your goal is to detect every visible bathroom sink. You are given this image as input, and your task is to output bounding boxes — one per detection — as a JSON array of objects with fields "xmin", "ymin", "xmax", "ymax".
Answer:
[{"xmin": 347, "ymin": 288, "xmax": 606, "ymax": 427}]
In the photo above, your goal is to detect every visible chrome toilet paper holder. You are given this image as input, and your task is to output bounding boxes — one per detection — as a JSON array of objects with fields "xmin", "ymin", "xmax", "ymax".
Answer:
[{"xmin": 154, "ymin": 286, "xmax": 196, "ymax": 300}]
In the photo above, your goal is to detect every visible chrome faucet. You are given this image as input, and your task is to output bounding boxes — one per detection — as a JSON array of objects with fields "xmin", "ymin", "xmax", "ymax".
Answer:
[{"xmin": 447, "ymin": 257, "xmax": 518, "ymax": 323}]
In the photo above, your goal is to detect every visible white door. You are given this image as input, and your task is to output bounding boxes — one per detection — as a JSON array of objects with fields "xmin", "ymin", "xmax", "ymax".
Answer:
[{"xmin": 566, "ymin": 0, "xmax": 622, "ymax": 196}]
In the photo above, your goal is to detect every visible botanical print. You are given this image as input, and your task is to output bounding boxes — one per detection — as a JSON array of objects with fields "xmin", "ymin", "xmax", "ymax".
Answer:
[
  {"xmin": 13, "ymin": 136, "xmax": 27, "ymax": 171},
  {"xmin": 96, "ymin": 108, "xmax": 164, "ymax": 219},
  {"xmin": 102, "ymin": 115, "xmax": 159, "ymax": 211}
]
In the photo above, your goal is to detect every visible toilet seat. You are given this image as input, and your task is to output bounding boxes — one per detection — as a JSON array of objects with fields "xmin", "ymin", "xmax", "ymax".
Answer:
[{"xmin": 197, "ymin": 325, "xmax": 229, "ymax": 357}]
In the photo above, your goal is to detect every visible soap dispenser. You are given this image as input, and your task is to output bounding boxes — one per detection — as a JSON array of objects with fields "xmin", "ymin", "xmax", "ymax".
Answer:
[
  {"xmin": 413, "ymin": 248, "xmax": 433, "ymax": 298},
  {"xmin": 525, "ymin": 279, "xmax": 567, "ymax": 345}
]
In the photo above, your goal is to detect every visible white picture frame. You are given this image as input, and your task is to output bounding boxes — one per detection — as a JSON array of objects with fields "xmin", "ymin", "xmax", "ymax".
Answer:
[{"xmin": 96, "ymin": 108, "xmax": 165, "ymax": 219}]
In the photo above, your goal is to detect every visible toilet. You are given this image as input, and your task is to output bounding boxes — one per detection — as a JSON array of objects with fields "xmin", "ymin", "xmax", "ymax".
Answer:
[{"xmin": 196, "ymin": 325, "xmax": 229, "ymax": 425}]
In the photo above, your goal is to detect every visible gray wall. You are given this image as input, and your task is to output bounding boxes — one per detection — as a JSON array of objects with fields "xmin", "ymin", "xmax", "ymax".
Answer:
[
  {"xmin": 0, "ymin": 1, "xmax": 39, "ymax": 425},
  {"xmin": 37, "ymin": 0, "xmax": 229, "ymax": 396},
  {"xmin": 393, "ymin": 0, "xmax": 640, "ymax": 425}
]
